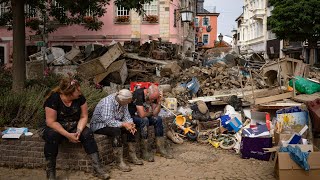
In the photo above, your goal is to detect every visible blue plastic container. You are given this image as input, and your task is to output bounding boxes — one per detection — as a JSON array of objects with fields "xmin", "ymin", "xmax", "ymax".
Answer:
[
  {"xmin": 186, "ymin": 77, "xmax": 200, "ymax": 95},
  {"xmin": 225, "ymin": 117, "xmax": 243, "ymax": 132},
  {"xmin": 220, "ymin": 115, "xmax": 231, "ymax": 129}
]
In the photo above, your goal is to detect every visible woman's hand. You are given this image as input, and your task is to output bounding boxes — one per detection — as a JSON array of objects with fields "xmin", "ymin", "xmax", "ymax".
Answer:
[
  {"xmin": 75, "ymin": 128, "xmax": 82, "ymax": 139},
  {"xmin": 67, "ymin": 132, "xmax": 80, "ymax": 143}
]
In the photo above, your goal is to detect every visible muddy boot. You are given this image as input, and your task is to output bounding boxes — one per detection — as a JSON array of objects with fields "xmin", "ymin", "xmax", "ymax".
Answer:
[
  {"xmin": 141, "ymin": 139, "xmax": 154, "ymax": 162},
  {"xmin": 128, "ymin": 142, "xmax": 144, "ymax": 165},
  {"xmin": 156, "ymin": 137, "xmax": 173, "ymax": 159},
  {"xmin": 46, "ymin": 157, "xmax": 56, "ymax": 180},
  {"xmin": 90, "ymin": 152, "xmax": 110, "ymax": 180},
  {"xmin": 114, "ymin": 147, "xmax": 132, "ymax": 172}
]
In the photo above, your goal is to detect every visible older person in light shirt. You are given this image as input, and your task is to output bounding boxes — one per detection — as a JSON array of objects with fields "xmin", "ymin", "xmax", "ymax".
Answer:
[{"xmin": 90, "ymin": 89, "xmax": 143, "ymax": 172}]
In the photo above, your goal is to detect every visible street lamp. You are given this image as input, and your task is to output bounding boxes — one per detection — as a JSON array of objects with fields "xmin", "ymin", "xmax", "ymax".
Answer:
[
  {"xmin": 218, "ymin": 33, "xmax": 223, "ymax": 44},
  {"xmin": 180, "ymin": 10, "xmax": 193, "ymax": 23}
]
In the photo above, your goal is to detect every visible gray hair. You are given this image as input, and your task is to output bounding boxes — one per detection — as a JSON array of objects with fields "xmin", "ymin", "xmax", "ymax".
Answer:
[
  {"xmin": 147, "ymin": 84, "xmax": 160, "ymax": 99},
  {"xmin": 117, "ymin": 89, "xmax": 132, "ymax": 101}
]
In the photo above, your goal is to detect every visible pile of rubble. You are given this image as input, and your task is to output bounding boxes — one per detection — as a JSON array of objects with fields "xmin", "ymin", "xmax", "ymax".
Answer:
[{"xmin": 26, "ymin": 40, "xmax": 316, "ymax": 104}]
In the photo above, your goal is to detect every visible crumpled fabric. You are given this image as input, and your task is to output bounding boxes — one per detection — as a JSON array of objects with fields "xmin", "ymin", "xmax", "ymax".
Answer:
[{"xmin": 279, "ymin": 145, "xmax": 310, "ymax": 171}]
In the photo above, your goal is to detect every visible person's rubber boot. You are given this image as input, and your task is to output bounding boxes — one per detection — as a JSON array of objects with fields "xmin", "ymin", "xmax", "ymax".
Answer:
[
  {"xmin": 141, "ymin": 139, "xmax": 154, "ymax": 162},
  {"xmin": 46, "ymin": 157, "xmax": 56, "ymax": 180},
  {"xmin": 128, "ymin": 142, "xmax": 144, "ymax": 165},
  {"xmin": 90, "ymin": 152, "xmax": 110, "ymax": 180},
  {"xmin": 114, "ymin": 147, "xmax": 132, "ymax": 172},
  {"xmin": 156, "ymin": 137, "xmax": 174, "ymax": 159}
]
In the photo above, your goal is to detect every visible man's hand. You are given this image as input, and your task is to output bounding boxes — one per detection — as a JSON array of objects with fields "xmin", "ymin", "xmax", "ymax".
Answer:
[
  {"xmin": 146, "ymin": 111, "xmax": 153, "ymax": 117},
  {"xmin": 123, "ymin": 122, "xmax": 137, "ymax": 134},
  {"xmin": 129, "ymin": 127, "xmax": 137, "ymax": 135},
  {"xmin": 122, "ymin": 122, "xmax": 134, "ymax": 130},
  {"xmin": 157, "ymin": 91, "xmax": 163, "ymax": 104}
]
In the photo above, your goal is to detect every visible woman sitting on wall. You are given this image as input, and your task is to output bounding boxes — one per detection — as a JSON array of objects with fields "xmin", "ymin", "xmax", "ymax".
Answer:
[{"xmin": 41, "ymin": 78, "xmax": 109, "ymax": 180}]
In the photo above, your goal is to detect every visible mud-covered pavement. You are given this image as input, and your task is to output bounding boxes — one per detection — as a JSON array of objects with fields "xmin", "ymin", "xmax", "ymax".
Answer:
[{"xmin": 0, "ymin": 142, "xmax": 275, "ymax": 180}]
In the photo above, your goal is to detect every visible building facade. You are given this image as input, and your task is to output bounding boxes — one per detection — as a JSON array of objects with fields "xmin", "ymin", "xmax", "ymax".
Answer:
[
  {"xmin": 195, "ymin": 0, "xmax": 219, "ymax": 49},
  {"xmin": 235, "ymin": 0, "xmax": 305, "ymax": 61},
  {"xmin": 236, "ymin": 0, "xmax": 268, "ymax": 57},
  {"xmin": 0, "ymin": 0, "xmax": 197, "ymax": 64}
]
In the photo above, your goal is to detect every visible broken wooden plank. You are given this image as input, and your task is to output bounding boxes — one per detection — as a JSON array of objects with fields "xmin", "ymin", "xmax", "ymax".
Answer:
[
  {"xmin": 292, "ymin": 93, "xmax": 320, "ymax": 103},
  {"xmin": 94, "ymin": 60, "xmax": 128, "ymax": 85},
  {"xmin": 255, "ymin": 101, "xmax": 303, "ymax": 110},
  {"xmin": 254, "ymin": 92, "xmax": 293, "ymax": 105},
  {"xmin": 125, "ymin": 53, "xmax": 168, "ymax": 65},
  {"xmin": 188, "ymin": 96, "xmax": 218, "ymax": 103},
  {"xmin": 64, "ymin": 47, "xmax": 81, "ymax": 61},
  {"xmin": 99, "ymin": 43, "xmax": 126, "ymax": 68},
  {"xmin": 77, "ymin": 42, "xmax": 125, "ymax": 78},
  {"xmin": 263, "ymin": 144, "xmax": 313, "ymax": 153},
  {"xmin": 260, "ymin": 102, "xmax": 302, "ymax": 107}
]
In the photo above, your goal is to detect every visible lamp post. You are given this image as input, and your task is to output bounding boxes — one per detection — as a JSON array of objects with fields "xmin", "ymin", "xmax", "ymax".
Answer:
[
  {"xmin": 180, "ymin": 10, "xmax": 194, "ymax": 53},
  {"xmin": 218, "ymin": 33, "xmax": 223, "ymax": 46}
]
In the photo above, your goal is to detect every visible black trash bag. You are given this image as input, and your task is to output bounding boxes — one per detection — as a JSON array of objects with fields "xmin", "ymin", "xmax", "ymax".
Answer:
[{"xmin": 228, "ymin": 95, "xmax": 242, "ymax": 111}]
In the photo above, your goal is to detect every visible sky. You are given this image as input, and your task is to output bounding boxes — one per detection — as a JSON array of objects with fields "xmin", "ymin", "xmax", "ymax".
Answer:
[{"xmin": 204, "ymin": 0, "xmax": 243, "ymax": 36}]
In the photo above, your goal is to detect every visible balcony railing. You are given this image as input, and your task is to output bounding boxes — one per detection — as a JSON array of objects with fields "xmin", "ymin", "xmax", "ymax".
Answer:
[{"xmin": 252, "ymin": 8, "xmax": 265, "ymax": 20}]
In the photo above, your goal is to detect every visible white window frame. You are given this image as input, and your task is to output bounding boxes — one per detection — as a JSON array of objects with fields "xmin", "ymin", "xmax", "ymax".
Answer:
[
  {"xmin": 143, "ymin": 0, "xmax": 158, "ymax": 17},
  {"xmin": 194, "ymin": 17, "xmax": 199, "ymax": 27},
  {"xmin": 202, "ymin": 17, "xmax": 210, "ymax": 26},
  {"xmin": 116, "ymin": 5, "xmax": 129, "ymax": 17},
  {"xmin": 0, "ymin": 2, "xmax": 9, "ymax": 16},
  {"xmin": 24, "ymin": 4, "xmax": 37, "ymax": 18},
  {"xmin": 86, "ymin": 6, "xmax": 93, "ymax": 17},
  {"xmin": 202, "ymin": 34, "xmax": 209, "ymax": 45},
  {"xmin": 52, "ymin": 0, "xmax": 66, "ymax": 16}
]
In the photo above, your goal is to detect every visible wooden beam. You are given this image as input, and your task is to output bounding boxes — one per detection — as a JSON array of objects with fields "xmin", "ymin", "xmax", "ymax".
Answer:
[
  {"xmin": 125, "ymin": 53, "xmax": 168, "ymax": 65},
  {"xmin": 77, "ymin": 42, "xmax": 125, "ymax": 78},
  {"xmin": 254, "ymin": 92, "xmax": 293, "ymax": 105}
]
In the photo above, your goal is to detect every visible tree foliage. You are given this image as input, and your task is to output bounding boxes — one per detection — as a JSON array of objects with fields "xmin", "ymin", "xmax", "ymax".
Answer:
[
  {"xmin": 0, "ymin": 0, "xmax": 153, "ymax": 33},
  {"xmin": 268, "ymin": 0, "xmax": 320, "ymax": 43},
  {"xmin": 0, "ymin": 0, "xmax": 153, "ymax": 91}
]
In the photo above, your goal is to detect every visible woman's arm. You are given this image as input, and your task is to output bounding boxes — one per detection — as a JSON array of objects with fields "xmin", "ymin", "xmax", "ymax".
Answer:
[
  {"xmin": 77, "ymin": 102, "xmax": 88, "ymax": 134},
  {"xmin": 45, "ymin": 107, "xmax": 70, "ymax": 138}
]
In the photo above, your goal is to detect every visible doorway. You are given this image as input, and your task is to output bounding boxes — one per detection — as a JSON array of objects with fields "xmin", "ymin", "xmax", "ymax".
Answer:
[{"xmin": 0, "ymin": 46, "xmax": 4, "ymax": 66}]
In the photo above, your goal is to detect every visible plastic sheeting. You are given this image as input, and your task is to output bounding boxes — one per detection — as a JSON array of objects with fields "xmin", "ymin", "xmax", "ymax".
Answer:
[{"xmin": 279, "ymin": 145, "xmax": 310, "ymax": 171}]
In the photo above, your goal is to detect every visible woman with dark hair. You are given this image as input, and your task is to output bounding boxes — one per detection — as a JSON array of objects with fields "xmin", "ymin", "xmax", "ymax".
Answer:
[{"xmin": 42, "ymin": 78, "xmax": 109, "ymax": 180}]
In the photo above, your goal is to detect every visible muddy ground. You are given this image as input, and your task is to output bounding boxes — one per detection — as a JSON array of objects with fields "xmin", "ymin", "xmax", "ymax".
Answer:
[{"xmin": 0, "ymin": 142, "xmax": 275, "ymax": 180}]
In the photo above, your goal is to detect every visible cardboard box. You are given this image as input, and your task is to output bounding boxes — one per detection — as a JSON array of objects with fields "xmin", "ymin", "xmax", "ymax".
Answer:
[
  {"xmin": 274, "ymin": 132, "xmax": 294, "ymax": 146},
  {"xmin": 275, "ymin": 152, "xmax": 320, "ymax": 180}
]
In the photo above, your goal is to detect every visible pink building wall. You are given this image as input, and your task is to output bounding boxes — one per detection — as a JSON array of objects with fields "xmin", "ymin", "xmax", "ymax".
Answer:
[{"xmin": 0, "ymin": 0, "xmax": 183, "ymax": 64}]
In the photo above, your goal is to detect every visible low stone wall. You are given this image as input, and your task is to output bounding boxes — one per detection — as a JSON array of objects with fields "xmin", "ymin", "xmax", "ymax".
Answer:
[
  {"xmin": 0, "ymin": 117, "xmax": 173, "ymax": 172},
  {"xmin": 0, "ymin": 131, "xmax": 113, "ymax": 172}
]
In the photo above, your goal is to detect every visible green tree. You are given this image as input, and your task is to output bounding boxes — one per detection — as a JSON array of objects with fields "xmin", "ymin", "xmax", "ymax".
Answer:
[
  {"xmin": 0, "ymin": 0, "xmax": 152, "ymax": 92},
  {"xmin": 268, "ymin": 0, "xmax": 320, "ymax": 45}
]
